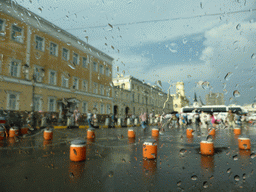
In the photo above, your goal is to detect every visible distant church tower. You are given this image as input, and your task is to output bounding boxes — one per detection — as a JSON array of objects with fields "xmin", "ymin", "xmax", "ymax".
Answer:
[{"xmin": 176, "ymin": 82, "xmax": 185, "ymax": 97}]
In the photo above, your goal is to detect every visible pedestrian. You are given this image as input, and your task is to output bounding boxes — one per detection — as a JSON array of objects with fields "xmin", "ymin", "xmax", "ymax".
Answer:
[
  {"xmin": 140, "ymin": 112, "xmax": 147, "ymax": 131},
  {"xmin": 227, "ymin": 110, "xmax": 235, "ymax": 129},
  {"xmin": 210, "ymin": 113, "xmax": 217, "ymax": 128},
  {"xmin": 74, "ymin": 107, "xmax": 80, "ymax": 126},
  {"xmin": 194, "ymin": 112, "xmax": 201, "ymax": 131},
  {"xmin": 87, "ymin": 110, "xmax": 92, "ymax": 128}
]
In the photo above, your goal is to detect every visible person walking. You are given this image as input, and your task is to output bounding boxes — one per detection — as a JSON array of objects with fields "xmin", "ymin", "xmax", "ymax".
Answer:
[
  {"xmin": 87, "ymin": 110, "xmax": 92, "ymax": 128},
  {"xmin": 140, "ymin": 112, "xmax": 147, "ymax": 131},
  {"xmin": 227, "ymin": 110, "xmax": 235, "ymax": 129}
]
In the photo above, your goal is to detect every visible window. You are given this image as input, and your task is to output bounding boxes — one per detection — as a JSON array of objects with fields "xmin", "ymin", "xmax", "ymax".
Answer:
[
  {"xmin": 50, "ymin": 42, "xmax": 58, "ymax": 56},
  {"xmin": 73, "ymin": 53, "xmax": 79, "ymax": 65},
  {"xmin": 62, "ymin": 75, "xmax": 69, "ymax": 88},
  {"xmin": 10, "ymin": 61, "xmax": 20, "ymax": 77},
  {"xmin": 34, "ymin": 66, "xmax": 44, "ymax": 82},
  {"xmin": 106, "ymin": 87, "xmax": 111, "ymax": 97},
  {"xmin": 7, "ymin": 93, "xmax": 19, "ymax": 110},
  {"xmin": 34, "ymin": 96, "xmax": 42, "ymax": 111},
  {"xmin": 82, "ymin": 57, "xmax": 88, "ymax": 68},
  {"xmin": 138, "ymin": 94, "xmax": 140, "ymax": 103},
  {"xmin": 11, "ymin": 25, "xmax": 23, "ymax": 43},
  {"xmin": 100, "ymin": 104, "xmax": 104, "ymax": 114},
  {"xmin": 49, "ymin": 70, "xmax": 57, "ymax": 85},
  {"xmin": 106, "ymin": 104, "xmax": 111, "ymax": 114},
  {"xmin": 93, "ymin": 103, "xmax": 98, "ymax": 112},
  {"xmin": 82, "ymin": 80, "xmax": 88, "ymax": 91},
  {"xmin": 106, "ymin": 67, "xmax": 110, "ymax": 76},
  {"xmin": 35, "ymin": 36, "xmax": 44, "ymax": 51},
  {"xmin": 99, "ymin": 64, "xmax": 104, "ymax": 74},
  {"xmin": 132, "ymin": 93, "xmax": 135, "ymax": 102},
  {"xmin": 100, "ymin": 85, "xmax": 104, "ymax": 95},
  {"xmin": 93, "ymin": 62, "xmax": 98, "ymax": 72},
  {"xmin": 0, "ymin": 54, "xmax": 2, "ymax": 73},
  {"xmin": 73, "ymin": 77, "xmax": 79, "ymax": 89},
  {"xmin": 82, "ymin": 102, "xmax": 87, "ymax": 113},
  {"xmin": 0, "ymin": 19, "xmax": 5, "ymax": 33},
  {"xmin": 62, "ymin": 48, "xmax": 69, "ymax": 61},
  {"xmin": 93, "ymin": 83, "xmax": 98, "ymax": 94},
  {"xmin": 48, "ymin": 97, "xmax": 56, "ymax": 112}
]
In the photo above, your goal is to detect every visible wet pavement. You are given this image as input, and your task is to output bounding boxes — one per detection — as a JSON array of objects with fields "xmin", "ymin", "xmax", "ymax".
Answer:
[{"xmin": 0, "ymin": 125, "xmax": 256, "ymax": 192}]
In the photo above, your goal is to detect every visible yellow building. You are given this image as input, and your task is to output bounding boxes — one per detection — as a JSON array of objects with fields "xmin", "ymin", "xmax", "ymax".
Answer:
[
  {"xmin": 113, "ymin": 75, "xmax": 173, "ymax": 117},
  {"xmin": 171, "ymin": 82, "xmax": 189, "ymax": 112},
  {"xmin": 0, "ymin": 1, "xmax": 113, "ymax": 119}
]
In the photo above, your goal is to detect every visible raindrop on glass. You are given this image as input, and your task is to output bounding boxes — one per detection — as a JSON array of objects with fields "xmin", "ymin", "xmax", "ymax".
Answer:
[
  {"xmin": 179, "ymin": 148, "xmax": 187, "ymax": 155},
  {"xmin": 250, "ymin": 153, "xmax": 255, "ymax": 159},
  {"xmin": 206, "ymin": 135, "xmax": 213, "ymax": 142},
  {"xmin": 233, "ymin": 155, "xmax": 238, "ymax": 161},
  {"xmin": 251, "ymin": 53, "xmax": 256, "ymax": 59},
  {"xmin": 108, "ymin": 171, "xmax": 114, "ymax": 178},
  {"xmin": 203, "ymin": 181, "xmax": 208, "ymax": 188},
  {"xmin": 182, "ymin": 38, "xmax": 187, "ymax": 44},
  {"xmin": 227, "ymin": 168, "xmax": 231, "ymax": 173},
  {"xmin": 233, "ymin": 90, "xmax": 240, "ymax": 97},
  {"xmin": 234, "ymin": 175, "xmax": 240, "ymax": 181},
  {"xmin": 224, "ymin": 72, "xmax": 233, "ymax": 81},
  {"xmin": 191, "ymin": 175, "xmax": 198, "ymax": 181},
  {"xmin": 177, "ymin": 181, "xmax": 181, "ymax": 186},
  {"xmin": 236, "ymin": 24, "xmax": 241, "ymax": 30}
]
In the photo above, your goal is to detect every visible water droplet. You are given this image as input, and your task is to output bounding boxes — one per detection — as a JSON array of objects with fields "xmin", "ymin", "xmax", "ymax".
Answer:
[
  {"xmin": 179, "ymin": 148, "xmax": 187, "ymax": 155},
  {"xmin": 203, "ymin": 181, "xmax": 208, "ymax": 188},
  {"xmin": 236, "ymin": 24, "xmax": 241, "ymax": 30},
  {"xmin": 224, "ymin": 72, "xmax": 233, "ymax": 81},
  {"xmin": 251, "ymin": 53, "xmax": 256, "ymax": 59},
  {"xmin": 233, "ymin": 155, "xmax": 238, "ymax": 161},
  {"xmin": 233, "ymin": 90, "xmax": 240, "ymax": 97},
  {"xmin": 242, "ymin": 173, "xmax": 246, "ymax": 180},
  {"xmin": 182, "ymin": 38, "xmax": 187, "ymax": 44},
  {"xmin": 227, "ymin": 168, "xmax": 231, "ymax": 173},
  {"xmin": 250, "ymin": 153, "xmax": 255, "ymax": 159},
  {"xmin": 177, "ymin": 181, "xmax": 182, "ymax": 186},
  {"xmin": 243, "ymin": 144, "xmax": 248, "ymax": 149},
  {"xmin": 108, "ymin": 171, "xmax": 114, "ymax": 177},
  {"xmin": 69, "ymin": 172, "xmax": 74, "ymax": 178},
  {"xmin": 234, "ymin": 175, "xmax": 240, "ymax": 181},
  {"xmin": 187, "ymin": 75, "xmax": 191, "ymax": 78},
  {"xmin": 191, "ymin": 175, "xmax": 198, "ymax": 181},
  {"xmin": 121, "ymin": 158, "xmax": 126, "ymax": 163},
  {"xmin": 206, "ymin": 135, "xmax": 213, "ymax": 142},
  {"xmin": 200, "ymin": 2, "xmax": 203, "ymax": 9}
]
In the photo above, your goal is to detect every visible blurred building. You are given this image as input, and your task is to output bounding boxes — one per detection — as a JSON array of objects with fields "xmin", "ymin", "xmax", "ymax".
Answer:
[
  {"xmin": 112, "ymin": 75, "xmax": 173, "ymax": 117},
  {"xmin": 0, "ymin": 0, "xmax": 113, "ymax": 117},
  {"xmin": 171, "ymin": 82, "xmax": 189, "ymax": 112},
  {"xmin": 205, "ymin": 92, "xmax": 225, "ymax": 105}
]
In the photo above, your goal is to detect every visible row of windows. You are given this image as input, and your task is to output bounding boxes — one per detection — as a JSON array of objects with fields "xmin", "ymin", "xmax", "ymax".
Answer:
[
  {"xmin": 4, "ymin": 59, "xmax": 111, "ymax": 96},
  {"xmin": 7, "ymin": 93, "xmax": 111, "ymax": 114},
  {"xmin": 0, "ymin": 18, "xmax": 111, "ymax": 76}
]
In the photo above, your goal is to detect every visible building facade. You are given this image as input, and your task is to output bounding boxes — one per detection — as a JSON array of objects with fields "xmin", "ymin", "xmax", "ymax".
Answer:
[
  {"xmin": 112, "ymin": 75, "xmax": 173, "ymax": 117},
  {"xmin": 205, "ymin": 92, "xmax": 225, "ymax": 105},
  {"xmin": 0, "ymin": 1, "xmax": 113, "ymax": 119},
  {"xmin": 171, "ymin": 82, "xmax": 189, "ymax": 112}
]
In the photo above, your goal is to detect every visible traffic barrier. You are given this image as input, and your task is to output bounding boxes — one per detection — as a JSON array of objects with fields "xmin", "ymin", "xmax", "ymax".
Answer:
[
  {"xmin": 208, "ymin": 128, "xmax": 215, "ymax": 136},
  {"xmin": 238, "ymin": 137, "xmax": 251, "ymax": 150},
  {"xmin": 200, "ymin": 141, "xmax": 214, "ymax": 156},
  {"xmin": 44, "ymin": 129, "xmax": 53, "ymax": 140},
  {"xmin": 143, "ymin": 139, "xmax": 157, "ymax": 160},
  {"xmin": 9, "ymin": 127, "xmax": 19, "ymax": 138},
  {"xmin": 70, "ymin": 139, "xmax": 86, "ymax": 162},
  {"xmin": 234, "ymin": 128, "xmax": 241, "ymax": 135},
  {"xmin": 152, "ymin": 128, "xmax": 159, "ymax": 137},
  {"xmin": 0, "ymin": 127, "xmax": 5, "ymax": 140},
  {"xmin": 87, "ymin": 128, "xmax": 95, "ymax": 139},
  {"xmin": 128, "ymin": 128, "xmax": 135, "ymax": 138},
  {"xmin": 186, "ymin": 128, "xmax": 193, "ymax": 138},
  {"xmin": 21, "ymin": 126, "xmax": 29, "ymax": 135}
]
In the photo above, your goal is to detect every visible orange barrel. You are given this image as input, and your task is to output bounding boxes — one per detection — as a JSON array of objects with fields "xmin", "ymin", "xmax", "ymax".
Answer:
[
  {"xmin": 44, "ymin": 129, "xmax": 53, "ymax": 140},
  {"xmin": 128, "ymin": 128, "xmax": 135, "ymax": 138},
  {"xmin": 9, "ymin": 127, "xmax": 19, "ymax": 138},
  {"xmin": 186, "ymin": 128, "xmax": 193, "ymax": 138},
  {"xmin": 200, "ymin": 141, "xmax": 214, "ymax": 156},
  {"xmin": 0, "ymin": 126, "xmax": 5, "ymax": 140},
  {"xmin": 208, "ymin": 128, "xmax": 215, "ymax": 136},
  {"xmin": 143, "ymin": 139, "xmax": 157, "ymax": 160},
  {"xmin": 151, "ymin": 128, "xmax": 159, "ymax": 137},
  {"xmin": 238, "ymin": 137, "xmax": 251, "ymax": 150},
  {"xmin": 70, "ymin": 139, "xmax": 86, "ymax": 162},
  {"xmin": 234, "ymin": 128, "xmax": 241, "ymax": 135},
  {"xmin": 21, "ymin": 126, "xmax": 29, "ymax": 135},
  {"xmin": 87, "ymin": 128, "xmax": 95, "ymax": 139}
]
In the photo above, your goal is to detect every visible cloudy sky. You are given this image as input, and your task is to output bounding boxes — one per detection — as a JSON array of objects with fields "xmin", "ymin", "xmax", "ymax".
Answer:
[{"xmin": 15, "ymin": 0, "xmax": 256, "ymax": 105}]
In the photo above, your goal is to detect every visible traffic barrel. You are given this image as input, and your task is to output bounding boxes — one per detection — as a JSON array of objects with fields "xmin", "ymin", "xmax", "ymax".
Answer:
[
  {"xmin": 44, "ymin": 129, "xmax": 53, "ymax": 140},
  {"xmin": 9, "ymin": 127, "xmax": 19, "ymax": 138},
  {"xmin": 152, "ymin": 128, "xmax": 159, "ymax": 137},
  {"xmin": 200, "ymin": 141, "xmax": 214, "ymax": 156},
  {"xmin": 234, "ymin": 128, "xmax": 241, "ymax": 135},
  {"xmin": 143, "ymin": 139, "xmax": 157, "ymax": 160},
  {"xmin": 0, "ymin": 126, "xmax": 5, "ymax": 140},
  {"xmin": 238, "ymin": 137, "xmax": 251, "ymax": 150},
  {"xmin": 70, "ymin": 139, "xmax": 86, "ymax": 162},
  {"xmin": 87, "ymin": 128, "xmax": 95, "ymax": 139},
  {"xmin": 208, "ymin": 128, "xmax": 215, "ymax": 136},
  {"xmin": 186, "ymin": 128, "xmax": 193, "ymax": 138},
  {"xmin": 128, "ymin": 128, "xmax": 135, "ymax": 138}
]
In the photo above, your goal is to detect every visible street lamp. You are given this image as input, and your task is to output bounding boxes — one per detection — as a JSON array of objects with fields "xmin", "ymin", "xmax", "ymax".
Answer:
[{"xmin": 22, "ymin": 64, "xmax": 45, "ymax": 130}]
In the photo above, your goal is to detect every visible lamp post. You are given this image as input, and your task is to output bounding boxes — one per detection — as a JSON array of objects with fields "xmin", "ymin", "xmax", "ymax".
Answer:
[{"xmin": 22, "ymin": 64, "xmax": 45, "ymax": 129}]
